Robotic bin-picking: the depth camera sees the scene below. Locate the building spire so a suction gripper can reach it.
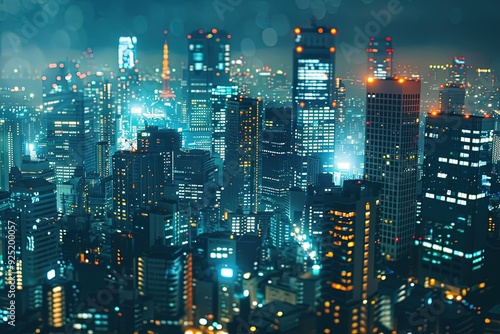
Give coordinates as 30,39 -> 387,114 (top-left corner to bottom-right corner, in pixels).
160,37 -> 176,100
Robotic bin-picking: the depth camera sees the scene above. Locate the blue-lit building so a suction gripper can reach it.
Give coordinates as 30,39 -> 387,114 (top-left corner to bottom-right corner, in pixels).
367,36 -> 394,79
417,113 -> 493,291
185,29 -> 231,151
292,26 -> 337,189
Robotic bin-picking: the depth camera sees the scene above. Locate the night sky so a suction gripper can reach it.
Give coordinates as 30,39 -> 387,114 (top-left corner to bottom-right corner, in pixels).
1,0 -> 499,76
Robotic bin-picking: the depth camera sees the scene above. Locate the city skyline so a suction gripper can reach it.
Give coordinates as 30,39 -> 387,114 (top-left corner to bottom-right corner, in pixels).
0,2 -> 500,334
1,0 -> 500,77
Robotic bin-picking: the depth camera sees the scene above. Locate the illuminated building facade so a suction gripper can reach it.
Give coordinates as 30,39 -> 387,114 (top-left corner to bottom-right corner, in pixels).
118,36 -> 137,70
319,180 -> 380,333
450,56 -> 468,86
160,39 -> 176,100
112,150 -> 165,230
211,85 -> 238,160
223,96 -> 262,214
0,118 -> 22,191
136,246 -> 192,324
186,29 -> 231,151
367,36 -> 394,79
261,106 -> 294,205
137,125 -> 182,185
292,26 -> 337,190
364,78 -> 420,261
174,149 -> 217,210
44,92 -> 96,187
42,274 -> 77,331
11,178 -> 60,308
417,114 -> 493,290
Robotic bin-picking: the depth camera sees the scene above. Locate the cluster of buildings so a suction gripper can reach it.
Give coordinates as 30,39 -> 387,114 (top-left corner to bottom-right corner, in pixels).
0,25 -> 499,334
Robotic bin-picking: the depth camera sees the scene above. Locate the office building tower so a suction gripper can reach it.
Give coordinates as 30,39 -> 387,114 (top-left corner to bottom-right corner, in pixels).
0,118 -> 23,191
319,180 -> 380,334
112,150 -> 165,230
261,106 -> 294,205
269,210 -> 291,249
98,80 -> 116,150
137,125 -> 182,185
10,178 -> 60,309
439,83 -> 466,115
211,85 -> 238,160
228,211 -> 257,236
450,56 -> 467,86
96,141 -> 110,177
417,113 -> 493,290
223,96 -> 262,214
174,149 -> 217,210
292,26 -> 337,189
367,36 -> 394,79
44,91 -> 96,183
364,78 -> 420,261
185,29 -> 231,151
136,246 -> 192,324
118,36 -> 137,70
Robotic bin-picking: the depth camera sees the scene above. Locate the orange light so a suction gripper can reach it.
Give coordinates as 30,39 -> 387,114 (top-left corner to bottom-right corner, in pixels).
299,101 -> 305,108
294,27 -> 301,35
212,28 -> 218,34
187,34 -> 192,39
296,46 -> 304,53
464,114 -> 470,119
431,111 -> 438,116
330,28 -> 337,35
398,78 -> 405,84
329,47 -> 336,53
332,101 -> 337,107
318,28 -> 324,34
367,77 -> 374,83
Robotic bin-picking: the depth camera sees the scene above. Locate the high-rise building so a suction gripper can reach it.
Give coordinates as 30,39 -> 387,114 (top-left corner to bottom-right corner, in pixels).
42,272 -> 78,331
319,180 -> 380,333
174,149 -> 217,210
185,29 -> 231,151
364,78 -> 420,261
211,85 -> 238,160
112,150 -> 165,230
261,106 -> 294,205
367,36 -> 394,79
0,118 -> 22,191
44,91 -> 96,184
292,26 -> 337,189
223,96 -> 262,214
416,113 -> 493,291
439,83 -> 466,114
137,125 -> 182,185
450,56 -> 467,86
136,246 -> 192,325
10,178 -> 60,309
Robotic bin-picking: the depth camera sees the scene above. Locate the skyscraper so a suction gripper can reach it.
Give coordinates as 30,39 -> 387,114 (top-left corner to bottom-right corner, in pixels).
417,113 -> 493,290
439,83 -> 466,114
450,56 -> 467,86
112,150 -> 165,230
185,29 -> 231,151
223,96 -> 262,214
292,26 -> 337,190
44,91 -> 96,184
364,78 -> 420,261
10,178 -> 60,309
367,36 -> 394,79
319,180 -> 380,333
261,106 -> 293,205
0,118 -> 22,191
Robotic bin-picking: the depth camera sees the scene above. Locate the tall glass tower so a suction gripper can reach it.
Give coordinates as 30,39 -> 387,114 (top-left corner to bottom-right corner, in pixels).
364,78 -> 420,261
417,113 -> 493,291
292,26 -> 337,190
185,29 -> 231,151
